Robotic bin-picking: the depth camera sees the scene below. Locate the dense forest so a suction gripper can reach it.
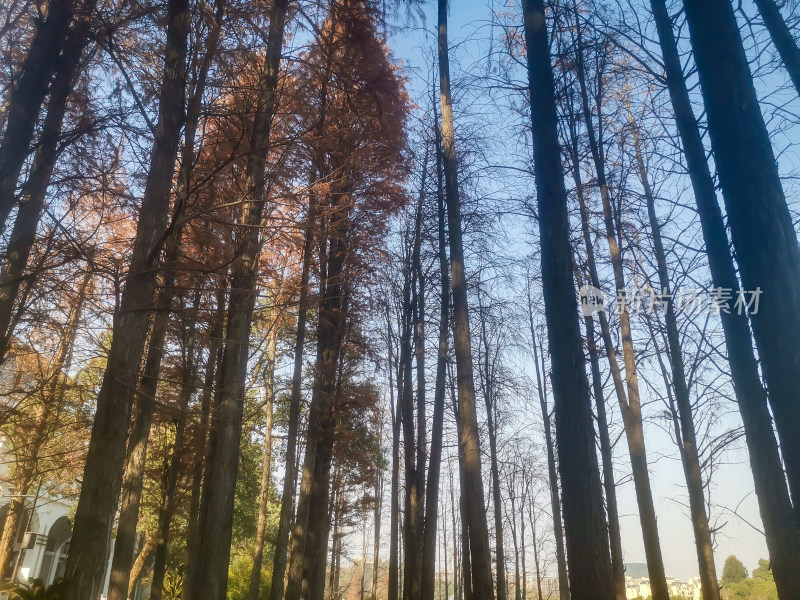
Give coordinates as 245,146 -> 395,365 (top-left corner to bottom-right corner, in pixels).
0,0 -> 799,599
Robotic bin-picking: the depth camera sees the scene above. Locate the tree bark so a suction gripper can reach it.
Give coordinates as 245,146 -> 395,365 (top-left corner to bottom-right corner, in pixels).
477,293 -> 507,600
247,309 -> 279,600
437,3 -> 494,597
420,127 -> 449,600
571,9 -> 669,598
653,0 -> 800,590
682,0 -> 800,529
0,0 -> 78,235
630,125 -> 720,600
181,286 -> 226,599
388,307 -> 401,600
521,1 -> 614,597
0,2 -> 93,362
271,173 -> 317,600
62,0 -> 189,593
188,1 -> 288,596
527,320 -> 571,600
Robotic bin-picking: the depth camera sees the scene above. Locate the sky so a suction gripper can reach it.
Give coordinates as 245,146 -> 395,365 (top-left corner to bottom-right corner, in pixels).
381,0 -> 781,582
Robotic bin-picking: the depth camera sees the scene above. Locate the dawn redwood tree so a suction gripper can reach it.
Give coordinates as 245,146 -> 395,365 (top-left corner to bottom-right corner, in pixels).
420,118 -> 450,600
521,0 -> 615,597
630,122 -> 720,600
61,0 -> 190,594
681,0 -> 800,530
436,2 -> 494,596
187,0 -> 290,596
649,0 -> 800,593
570,10 -> 668,598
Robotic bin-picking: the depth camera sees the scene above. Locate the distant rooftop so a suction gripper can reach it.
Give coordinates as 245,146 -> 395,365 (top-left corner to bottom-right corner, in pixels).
625,563 -> 650,579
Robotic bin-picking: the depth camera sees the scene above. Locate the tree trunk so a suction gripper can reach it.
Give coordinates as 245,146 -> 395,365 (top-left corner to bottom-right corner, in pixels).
527,322 -> 570,600
128,533 -> 156,599
571,8 -> 669,598
437,3 -> 493,597
631,124 -> 720,600
584,314 -> 625,600
286,191 -> 348,600
388,307 -> 401,600
248,311 -> 279,600
682,0 -> 800,528
650,0 -> 800,588
400,202 -> 421,600
754,0 -> 800,99
477,293 -> 507,600
63,0 -> 190,593
188,1 -> 288,597
182,286 -> 226,599
0,0 -> 78,235
372,467 -> 382,600
271,173 -> 317,600
420,126 -> 450,600
0,3 -> 93,362
521,1 -> 614,598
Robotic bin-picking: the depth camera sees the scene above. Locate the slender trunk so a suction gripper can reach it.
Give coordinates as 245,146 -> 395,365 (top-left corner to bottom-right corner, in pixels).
584,315 -> 625,600
527,323 -> 570,600
248,312 -> 279,600
449,466 -> 461,600
521,1 -> 614,597
0,267 -> 90,573
388,308 -> 401,600
0,3 -> 94,362
529,504 -> 542,600
571,9 -> 669,598
400,219 -> 421,600
631,125 -> 720,600
520,484 -> 526,600
682,0 -> 800,528
437,4 -> 493,596
754,0 -> 800,99
286,195 -> 347,600
451,379 -> 473,600
271,177 -> 317,600
182,287 -> 225,599
420,129 -> 449,600
62,0 -> 189,593
652,3 -> 800,595
0,0 -> 78,234
479,306 -> 507,600
372,467 -> 382,600
189,2 -> 288,597
150,346 -> 195,600
128,533 -> 156,599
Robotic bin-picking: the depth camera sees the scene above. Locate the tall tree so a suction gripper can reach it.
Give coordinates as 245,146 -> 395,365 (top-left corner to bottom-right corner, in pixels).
187,0 -> 290,596
436,3 -> 494,597
681,0 -> 800,530
62,0 -> 190,593
649,0 -> 800,594
521,0 -> 615,597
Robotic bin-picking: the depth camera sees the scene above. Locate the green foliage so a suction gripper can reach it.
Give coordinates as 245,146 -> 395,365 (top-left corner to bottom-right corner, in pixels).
721,558 -> 778,600
226,548 -> 272,600
0,579 -> 68,600
160,571 -> 183,600
722,555 -> 748,586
